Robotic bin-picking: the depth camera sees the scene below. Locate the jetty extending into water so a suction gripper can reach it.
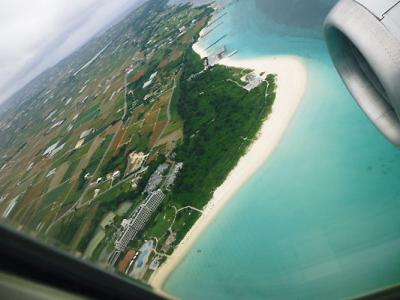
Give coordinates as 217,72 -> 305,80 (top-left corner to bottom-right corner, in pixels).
206,34 -> 228,50
227,50 -> 238,58
200,22 -> 224,38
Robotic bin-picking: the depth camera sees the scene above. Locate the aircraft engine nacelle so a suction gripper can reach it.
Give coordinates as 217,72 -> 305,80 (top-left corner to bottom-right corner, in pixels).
324,0 -> 400,147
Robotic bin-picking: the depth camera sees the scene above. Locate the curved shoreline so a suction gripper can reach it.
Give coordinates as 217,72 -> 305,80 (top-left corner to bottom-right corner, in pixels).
150,43 -> 308,292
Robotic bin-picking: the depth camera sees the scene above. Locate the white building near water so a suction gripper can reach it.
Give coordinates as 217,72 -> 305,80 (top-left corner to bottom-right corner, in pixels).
113,190 -> 165,253
243,71 -> 265,91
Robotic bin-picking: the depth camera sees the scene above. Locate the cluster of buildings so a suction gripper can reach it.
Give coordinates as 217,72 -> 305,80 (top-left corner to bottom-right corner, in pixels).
143,161 -> 184,194
244,71 -> 265,91
165,162 -> 183,190
177,25 -> 187,38
107,159 -> 184,266
108,190 -> 165,266
144,163 -> 169,194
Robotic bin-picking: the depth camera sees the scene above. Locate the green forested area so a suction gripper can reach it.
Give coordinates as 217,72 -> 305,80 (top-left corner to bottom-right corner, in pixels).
172,49 -> 276,210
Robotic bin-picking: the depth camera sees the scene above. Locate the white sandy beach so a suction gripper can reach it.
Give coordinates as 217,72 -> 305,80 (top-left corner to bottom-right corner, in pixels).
150,42 -> 308,292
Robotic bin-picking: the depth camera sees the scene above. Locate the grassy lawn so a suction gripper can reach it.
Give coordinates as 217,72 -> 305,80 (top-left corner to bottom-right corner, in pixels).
143,206 -> 175,240
116,201 -> 133,216
91,238 -> 109,262
62,159 -> 80,182
96,180 -> 134,204
84,229 -> 106,258
171,209 -> 201,244
51,141 -> 92,172
100,211 -> 116,229
41,181 -> 72,208
85,134 -> 114,175
54,181 -> 79,216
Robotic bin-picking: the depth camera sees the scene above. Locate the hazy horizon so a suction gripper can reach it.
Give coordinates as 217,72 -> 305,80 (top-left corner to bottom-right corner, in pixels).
0,0 -> 144,106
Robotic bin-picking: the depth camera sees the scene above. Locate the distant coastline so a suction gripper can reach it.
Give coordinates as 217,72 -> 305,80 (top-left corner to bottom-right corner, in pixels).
150,29 -> 308,292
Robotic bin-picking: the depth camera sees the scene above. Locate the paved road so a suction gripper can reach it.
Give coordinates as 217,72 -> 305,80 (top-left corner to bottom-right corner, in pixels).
152,74 -> 178,147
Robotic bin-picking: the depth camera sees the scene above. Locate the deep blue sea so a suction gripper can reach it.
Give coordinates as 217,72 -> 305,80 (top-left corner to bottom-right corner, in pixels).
165,0 -> 400,299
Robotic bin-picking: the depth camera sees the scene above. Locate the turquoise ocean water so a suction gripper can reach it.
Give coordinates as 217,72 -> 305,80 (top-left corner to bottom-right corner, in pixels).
165,0 -> 400,299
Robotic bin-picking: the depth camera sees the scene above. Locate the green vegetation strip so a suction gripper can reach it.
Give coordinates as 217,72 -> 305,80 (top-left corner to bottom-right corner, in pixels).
172,49 -> 275,210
